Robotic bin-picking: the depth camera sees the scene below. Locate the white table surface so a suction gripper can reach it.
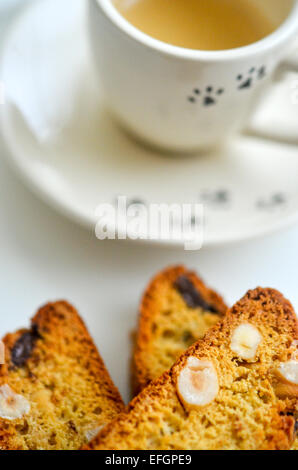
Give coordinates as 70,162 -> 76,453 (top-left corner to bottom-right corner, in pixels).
1,0 -> 298,404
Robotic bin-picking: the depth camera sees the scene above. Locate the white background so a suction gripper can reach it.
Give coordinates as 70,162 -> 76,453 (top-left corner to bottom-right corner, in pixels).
1,0 -> 298,403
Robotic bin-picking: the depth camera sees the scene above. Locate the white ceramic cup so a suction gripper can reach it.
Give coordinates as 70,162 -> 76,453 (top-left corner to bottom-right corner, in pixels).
89,0 -> 298,152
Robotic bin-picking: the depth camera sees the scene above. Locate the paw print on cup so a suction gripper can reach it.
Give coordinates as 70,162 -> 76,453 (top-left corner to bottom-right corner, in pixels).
188,86 -> 225,106
237,66 -> 266,90
187,66 -> 267,108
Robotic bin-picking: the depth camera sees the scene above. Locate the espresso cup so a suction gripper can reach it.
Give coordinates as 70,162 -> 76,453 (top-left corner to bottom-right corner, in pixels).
89,0 -> 298,152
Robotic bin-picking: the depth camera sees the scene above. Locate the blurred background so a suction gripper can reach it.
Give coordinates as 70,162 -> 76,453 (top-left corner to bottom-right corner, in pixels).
0,0 -> 298,403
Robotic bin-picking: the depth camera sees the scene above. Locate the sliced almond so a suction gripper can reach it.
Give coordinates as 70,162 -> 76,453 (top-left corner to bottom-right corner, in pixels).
177,356 -> 219,408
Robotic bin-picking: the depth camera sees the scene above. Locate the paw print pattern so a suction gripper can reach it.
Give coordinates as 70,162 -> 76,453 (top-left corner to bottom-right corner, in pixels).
188,86 -> 224,106
256,192 -> 286,210
199,189 -> 231,208
237,66 -> 266,90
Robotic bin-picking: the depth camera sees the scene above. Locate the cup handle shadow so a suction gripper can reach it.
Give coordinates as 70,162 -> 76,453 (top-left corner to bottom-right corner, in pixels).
243,47 -> 298,146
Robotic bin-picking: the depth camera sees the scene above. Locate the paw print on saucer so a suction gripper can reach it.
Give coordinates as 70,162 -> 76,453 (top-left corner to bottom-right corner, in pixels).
256,192 -> 286,211
199,189 -> 231,209
188,86 -> 224,107
237,66 -> 266,90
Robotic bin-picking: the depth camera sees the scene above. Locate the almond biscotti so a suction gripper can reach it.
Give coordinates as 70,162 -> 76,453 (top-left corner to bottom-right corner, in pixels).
133,266 -> 227,394
87,288 -> 297,450
0,301 -> 124,450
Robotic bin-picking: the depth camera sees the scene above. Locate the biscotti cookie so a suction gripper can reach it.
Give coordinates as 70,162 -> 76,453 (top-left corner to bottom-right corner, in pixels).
0,301 -> 124,450
87,288 -> 297,450
133,266 -> 227,394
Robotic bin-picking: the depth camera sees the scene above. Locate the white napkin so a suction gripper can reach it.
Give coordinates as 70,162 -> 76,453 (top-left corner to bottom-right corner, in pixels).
3,0 -> 88,142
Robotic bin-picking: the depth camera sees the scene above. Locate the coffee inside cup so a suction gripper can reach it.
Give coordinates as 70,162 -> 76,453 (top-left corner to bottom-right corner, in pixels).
113,0 -> 277,51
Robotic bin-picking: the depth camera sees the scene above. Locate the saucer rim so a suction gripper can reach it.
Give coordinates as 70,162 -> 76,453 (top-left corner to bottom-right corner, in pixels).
1,0 -> 298,249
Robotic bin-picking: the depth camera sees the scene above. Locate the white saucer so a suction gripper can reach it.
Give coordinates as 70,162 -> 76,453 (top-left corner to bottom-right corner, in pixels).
1,0 -> 298,248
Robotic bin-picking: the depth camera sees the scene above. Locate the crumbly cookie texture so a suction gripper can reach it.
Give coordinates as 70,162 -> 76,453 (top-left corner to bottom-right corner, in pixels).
132,266 -> 227,394
0,301 -> 124,450
86,288 -> 297,450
